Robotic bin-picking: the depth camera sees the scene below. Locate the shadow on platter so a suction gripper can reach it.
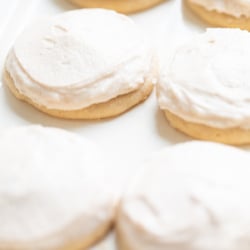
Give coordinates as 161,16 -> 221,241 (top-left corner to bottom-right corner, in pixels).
155,107 -> 189,144
53,0 -> 76,11
181,0 -> 208,30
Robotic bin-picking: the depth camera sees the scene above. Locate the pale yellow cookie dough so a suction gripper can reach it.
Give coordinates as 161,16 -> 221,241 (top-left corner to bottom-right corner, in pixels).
0,222 -> 110,250
165,110 -> 250,145
185,0 -> 250,30
68,0 -> 166,14
4,70 -> 154,120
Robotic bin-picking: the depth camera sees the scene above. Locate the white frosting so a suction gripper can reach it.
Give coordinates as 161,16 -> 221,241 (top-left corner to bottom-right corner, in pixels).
118,141 -> 250,250
5,9 -> 154,110
157,28 -> 250,129
189,0 -> 250,18
0,125 -> 117,248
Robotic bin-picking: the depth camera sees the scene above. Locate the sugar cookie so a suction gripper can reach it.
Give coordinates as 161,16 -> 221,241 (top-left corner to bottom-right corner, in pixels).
5,9 -> 157,119
186,0 -> 250,30
157,28 -> 250,145
68,0 -> 166,14
117,141 -> 250,250
0,125 -> 117,249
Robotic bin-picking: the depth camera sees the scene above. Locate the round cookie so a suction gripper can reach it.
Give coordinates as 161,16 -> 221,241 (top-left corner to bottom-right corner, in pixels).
0,125 -> 117,249
117,141 -> 250,250
4,9 -> 157,120
185,0 -> 250,30
68,0 -> 166,14
157,28 -> 250,145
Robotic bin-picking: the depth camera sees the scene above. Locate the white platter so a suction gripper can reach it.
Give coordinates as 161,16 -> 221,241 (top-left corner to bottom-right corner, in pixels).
0,0 -> 210,249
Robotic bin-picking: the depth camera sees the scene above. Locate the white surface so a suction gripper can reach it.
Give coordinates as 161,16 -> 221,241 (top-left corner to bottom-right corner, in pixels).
0,0 -> 230,249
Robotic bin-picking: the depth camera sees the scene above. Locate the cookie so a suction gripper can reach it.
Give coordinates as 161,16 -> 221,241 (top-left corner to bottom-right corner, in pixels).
5,9 -> 157,119
157,28 -> 250,145
117,141 -> 250,250
68,0 -> 166,14
186,0 -> 250,30
0,125 -> 117,249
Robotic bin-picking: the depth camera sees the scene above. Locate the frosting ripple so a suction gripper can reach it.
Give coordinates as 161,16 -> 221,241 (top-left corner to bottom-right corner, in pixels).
6,9 -> 154,110
158,28 -> 250,129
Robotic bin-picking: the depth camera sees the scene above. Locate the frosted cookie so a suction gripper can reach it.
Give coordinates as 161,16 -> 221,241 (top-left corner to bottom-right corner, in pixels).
0,125 -> 117,249
117,141 -> 250,250
68,0 -> 166,14
4,9 -> 156,119
157,28 -> 250,145
186,0 -> 250,30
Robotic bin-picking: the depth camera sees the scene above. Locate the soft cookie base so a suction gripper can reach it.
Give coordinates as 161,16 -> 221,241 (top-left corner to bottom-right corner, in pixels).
0,220 -> 111,250
68,0 -> 166,14
4,70 -> 153,120
186,0 -> 250,31
165,110 -> 250,145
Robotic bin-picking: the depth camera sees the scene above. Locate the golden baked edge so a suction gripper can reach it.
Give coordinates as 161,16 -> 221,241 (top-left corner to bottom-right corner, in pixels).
4,70 -> 154,120
165,110 -> 250,145
69,0 -> 166,14
185,0 -> 250,31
